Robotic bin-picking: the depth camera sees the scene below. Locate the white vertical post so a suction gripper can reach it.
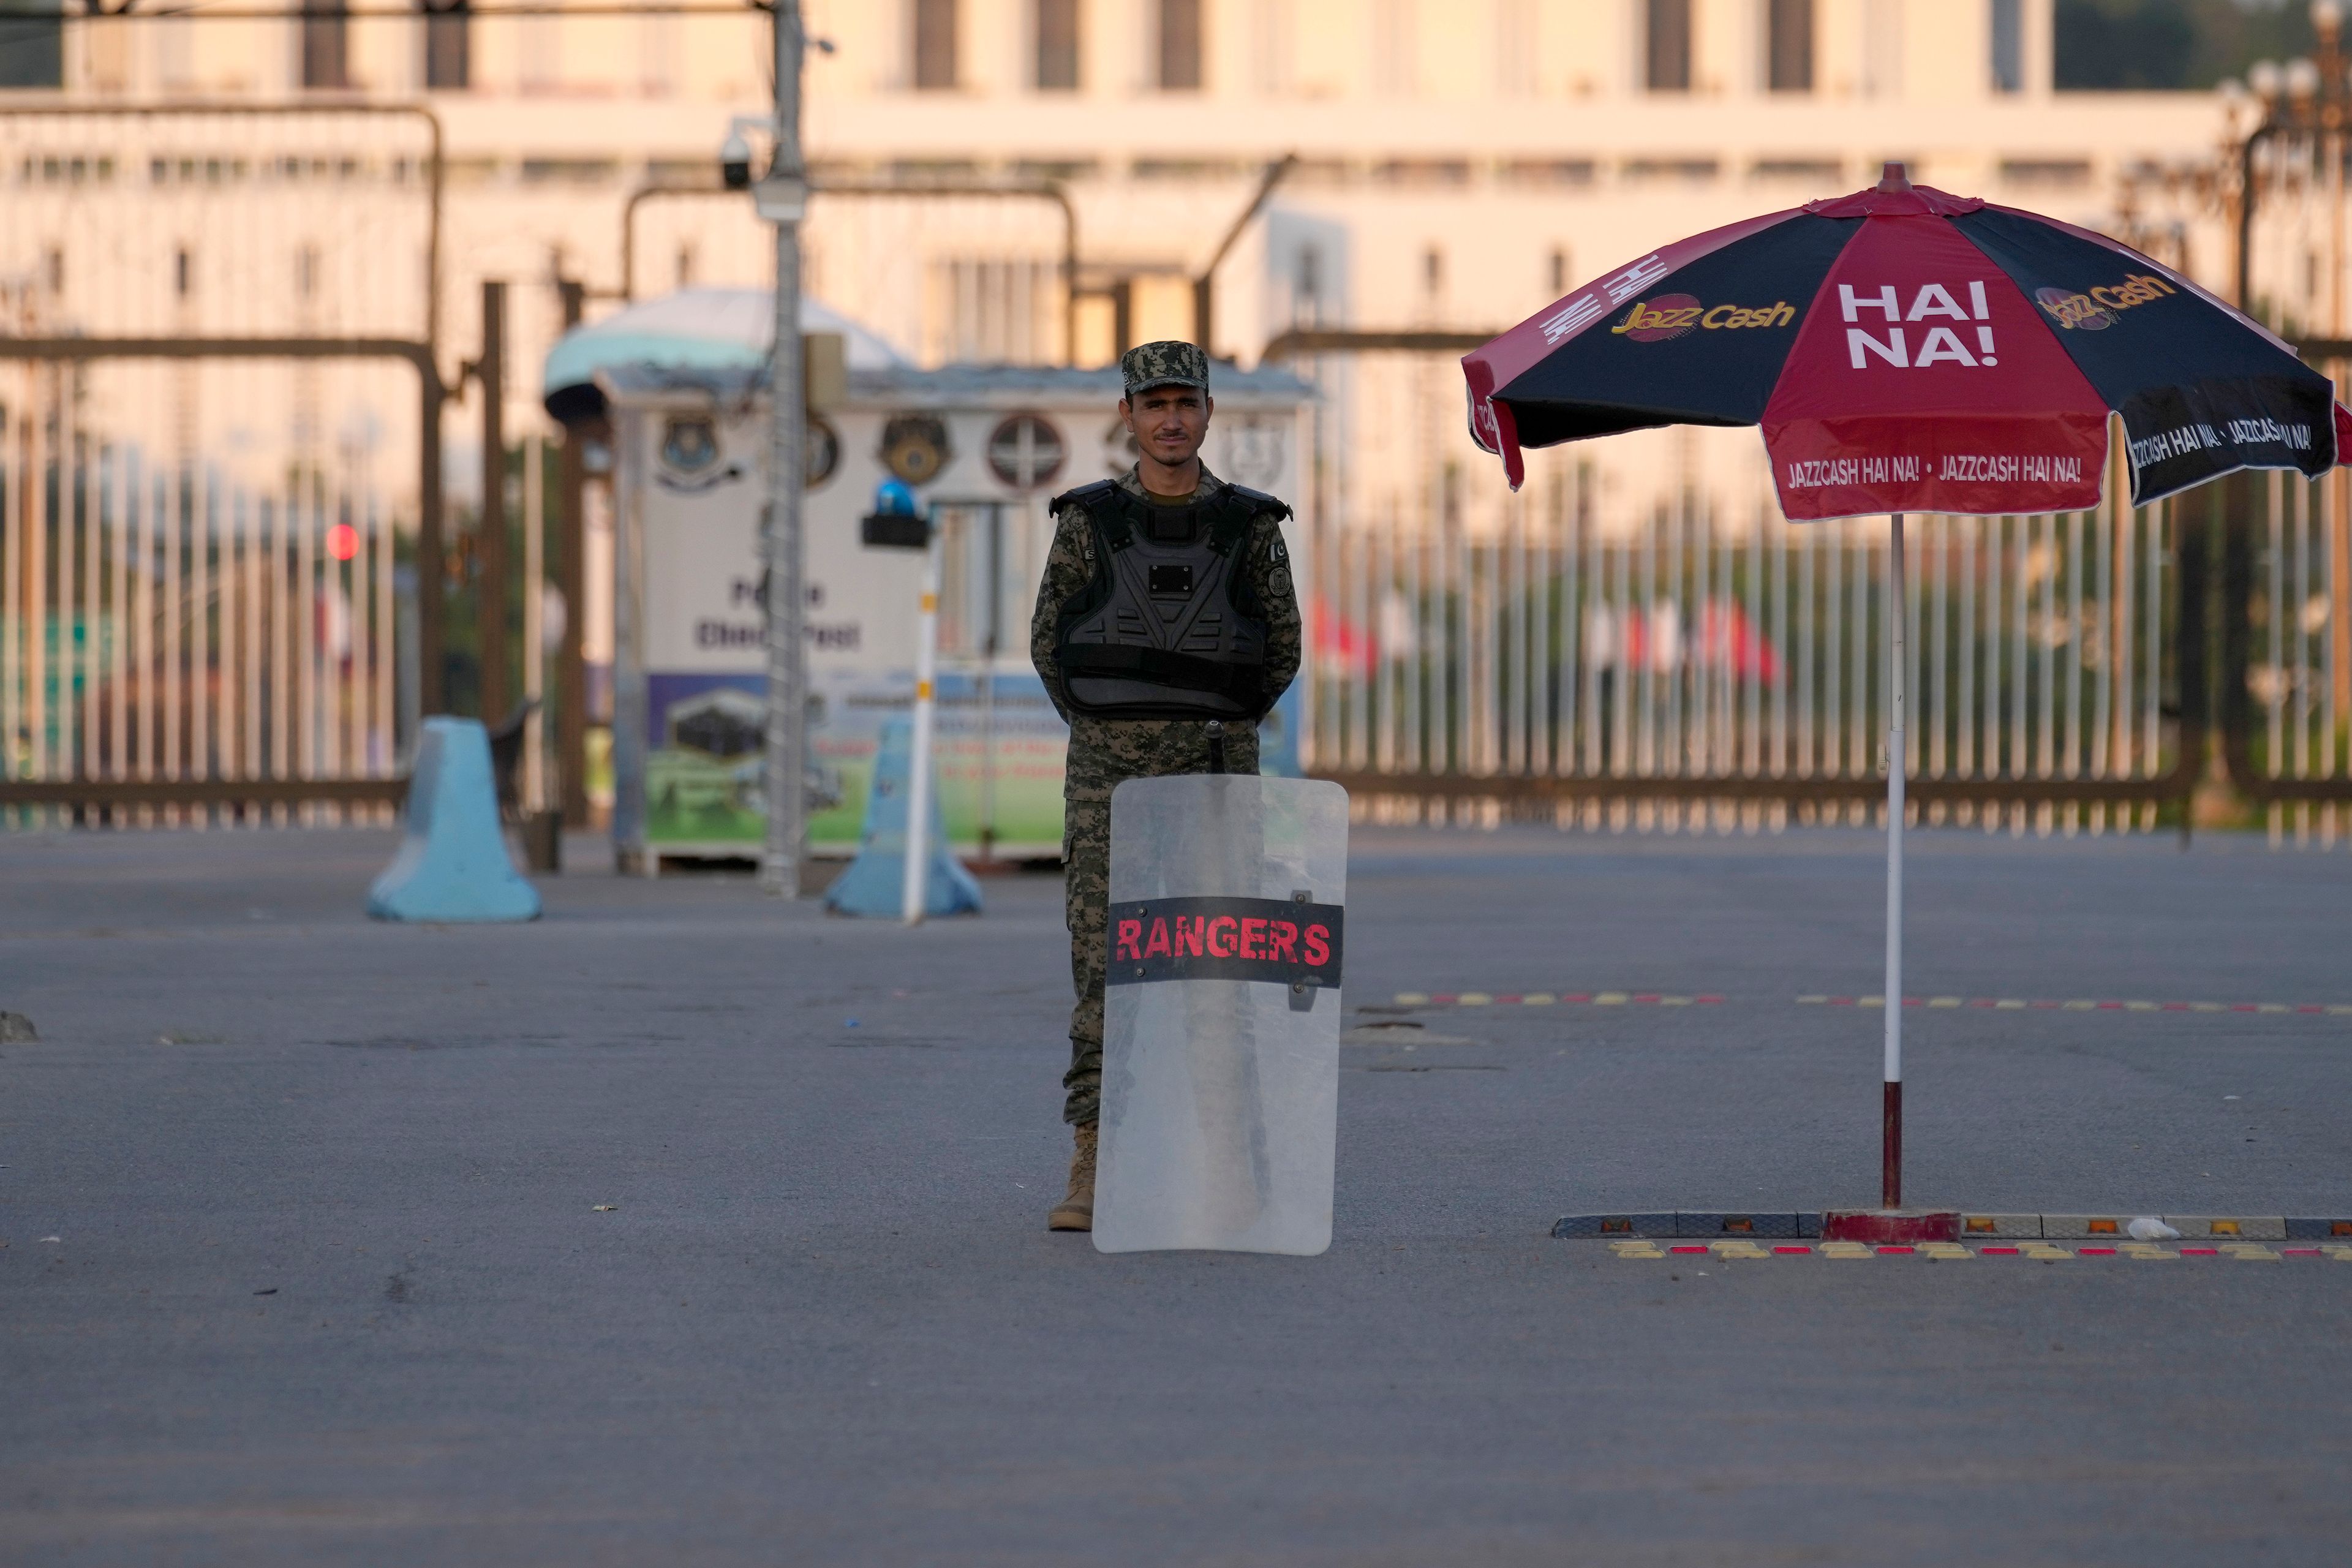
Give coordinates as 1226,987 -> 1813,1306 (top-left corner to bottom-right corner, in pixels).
523,431 -> 545,813
902,519 -> 942,925
1883,511 -> 1907,1208
978,503 -> 1000,862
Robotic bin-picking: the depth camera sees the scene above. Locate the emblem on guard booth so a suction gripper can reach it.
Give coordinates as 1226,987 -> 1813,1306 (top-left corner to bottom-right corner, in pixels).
986,412 -> 1066,489
660,415 -> 718,472
805,416 -> 840,489
880,413 -> 952,486
1219,415 -> 1287,490
655,415 -> 742,495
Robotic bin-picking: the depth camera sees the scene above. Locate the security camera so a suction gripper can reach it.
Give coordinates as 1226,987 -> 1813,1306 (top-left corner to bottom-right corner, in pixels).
720,131 -> 752,191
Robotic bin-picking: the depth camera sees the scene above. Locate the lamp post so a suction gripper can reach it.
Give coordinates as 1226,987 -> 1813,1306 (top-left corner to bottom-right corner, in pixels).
2231,12 -> 2350,314
2230,4 -> 2352,781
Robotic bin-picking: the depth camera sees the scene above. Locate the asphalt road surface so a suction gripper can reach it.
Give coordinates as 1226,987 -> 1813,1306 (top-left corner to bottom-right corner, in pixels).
4,824 -> 2348,1566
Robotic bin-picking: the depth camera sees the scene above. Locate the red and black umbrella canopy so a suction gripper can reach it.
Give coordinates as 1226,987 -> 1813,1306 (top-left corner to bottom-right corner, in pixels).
1463,164 -> 2350,520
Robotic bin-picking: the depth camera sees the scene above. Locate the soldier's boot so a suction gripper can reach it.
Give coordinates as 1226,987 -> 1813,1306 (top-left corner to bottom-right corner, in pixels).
1047,1122 -> 1098,1232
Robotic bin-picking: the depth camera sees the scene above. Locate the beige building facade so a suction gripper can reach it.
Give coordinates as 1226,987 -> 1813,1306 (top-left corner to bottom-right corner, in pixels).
21,1 -> 2241,384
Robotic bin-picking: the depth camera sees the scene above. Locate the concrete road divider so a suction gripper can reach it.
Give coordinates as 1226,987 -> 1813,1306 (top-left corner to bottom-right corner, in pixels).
824,718 -> 982,920
366,717 -> 542,924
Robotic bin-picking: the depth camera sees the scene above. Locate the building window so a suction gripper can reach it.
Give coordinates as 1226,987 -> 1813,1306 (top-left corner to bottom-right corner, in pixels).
1990,0 -> 2022,94
1293,246 -> 1322,326
1495,0 -> 1537,96
1766,0 -> 1812,92
913,0 -> 957,91
925,257 -> 1060,364
639,5 -> 680,96
301,0 -> 349,89
518,10 -> 559,92
1547,246 -> 1569,298
1372,0 -> 1415,96
1998,157 -> 2089,187
1252,0 -> 1294,94
421,0 -> 469,90
1159,0 -> 1203,91
1862,0 -> 1901,98
1645,0 -> 1690,92
0,0 -> 63,89
1035,0 -> 1078,90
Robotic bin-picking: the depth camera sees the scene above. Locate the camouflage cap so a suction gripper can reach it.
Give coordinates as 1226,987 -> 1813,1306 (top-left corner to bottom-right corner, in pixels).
1121,340 -> 1210,396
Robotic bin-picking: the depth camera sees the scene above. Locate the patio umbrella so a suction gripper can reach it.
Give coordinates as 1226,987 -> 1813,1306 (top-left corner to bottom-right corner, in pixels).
1461,162 -> 2350,1210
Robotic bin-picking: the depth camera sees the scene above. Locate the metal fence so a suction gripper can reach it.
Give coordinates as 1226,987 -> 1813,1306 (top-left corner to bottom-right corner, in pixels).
1,364 -> 408,824
1302,466 -> 2196,835
2243,463 -> 2352,844
0,104 -> 437,823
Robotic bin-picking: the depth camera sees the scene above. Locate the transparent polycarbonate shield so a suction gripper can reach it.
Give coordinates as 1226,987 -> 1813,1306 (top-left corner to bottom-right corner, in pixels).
1093,775 -> 1349,1256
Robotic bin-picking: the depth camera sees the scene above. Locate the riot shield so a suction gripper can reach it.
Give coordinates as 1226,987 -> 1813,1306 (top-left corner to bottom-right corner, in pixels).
1093,774 -> 1349,1256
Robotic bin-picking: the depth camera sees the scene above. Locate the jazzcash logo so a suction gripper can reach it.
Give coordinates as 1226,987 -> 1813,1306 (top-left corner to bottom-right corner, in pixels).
1841,282 -> 2000,369
1611,294 -> 1795,343
2034,271 -> 2177,331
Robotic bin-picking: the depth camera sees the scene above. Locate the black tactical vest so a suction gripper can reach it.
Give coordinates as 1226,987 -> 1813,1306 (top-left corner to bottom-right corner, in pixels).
1050,478 -> 1291,720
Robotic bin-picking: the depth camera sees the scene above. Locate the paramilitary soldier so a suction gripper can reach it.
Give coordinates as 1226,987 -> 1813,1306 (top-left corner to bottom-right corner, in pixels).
1030,341 -> 1302,1232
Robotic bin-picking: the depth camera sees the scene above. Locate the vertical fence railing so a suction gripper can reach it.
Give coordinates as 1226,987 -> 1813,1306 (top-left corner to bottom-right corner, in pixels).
2252,464 -> 2350,845
0,104 -> 443,824
1,371 -> 404,827
1305,455 -> 2192,835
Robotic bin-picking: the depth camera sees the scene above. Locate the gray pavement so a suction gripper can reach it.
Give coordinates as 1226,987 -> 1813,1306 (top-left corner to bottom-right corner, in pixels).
3,822 -> 2349,1566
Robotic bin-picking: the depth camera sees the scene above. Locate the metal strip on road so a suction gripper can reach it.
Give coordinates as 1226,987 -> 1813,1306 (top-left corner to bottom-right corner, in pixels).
1391,990 -> 2352,1016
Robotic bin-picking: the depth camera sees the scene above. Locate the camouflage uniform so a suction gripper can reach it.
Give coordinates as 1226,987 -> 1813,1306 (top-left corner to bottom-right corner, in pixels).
1031,459 -> 1303,1127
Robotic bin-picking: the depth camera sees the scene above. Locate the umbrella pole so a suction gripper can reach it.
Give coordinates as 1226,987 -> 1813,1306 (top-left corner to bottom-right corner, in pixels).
1882,512 -> 1906,1209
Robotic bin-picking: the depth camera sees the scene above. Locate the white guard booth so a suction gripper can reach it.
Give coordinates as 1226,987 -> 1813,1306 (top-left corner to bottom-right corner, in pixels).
1093,774 -> 1349,1257
592,351 -> 1315,872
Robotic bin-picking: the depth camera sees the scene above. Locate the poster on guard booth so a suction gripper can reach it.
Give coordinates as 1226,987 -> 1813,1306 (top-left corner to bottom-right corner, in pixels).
633,405 -> 1068,859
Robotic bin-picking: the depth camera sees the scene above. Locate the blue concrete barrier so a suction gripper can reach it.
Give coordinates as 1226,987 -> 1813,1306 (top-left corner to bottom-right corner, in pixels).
367,717 -> 542,922
825,717 -> 982,919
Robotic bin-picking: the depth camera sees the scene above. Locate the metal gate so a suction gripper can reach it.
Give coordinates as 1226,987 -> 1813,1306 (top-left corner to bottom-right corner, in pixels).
1,345 -> 429,822
1306,470 -> 2192,834
0,104 -> 440,823
2229,456 -> 2352,845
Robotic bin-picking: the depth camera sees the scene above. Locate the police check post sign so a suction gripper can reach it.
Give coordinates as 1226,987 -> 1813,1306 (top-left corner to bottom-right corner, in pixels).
1107,897 -> 1344,989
